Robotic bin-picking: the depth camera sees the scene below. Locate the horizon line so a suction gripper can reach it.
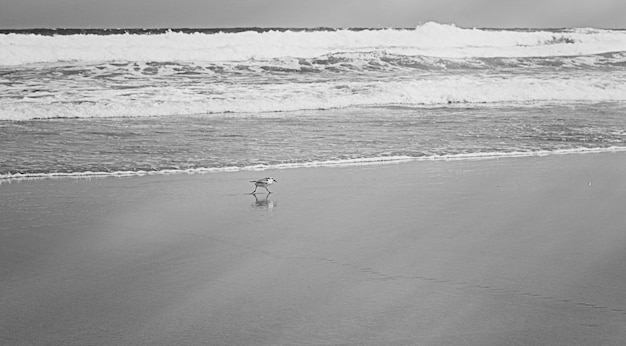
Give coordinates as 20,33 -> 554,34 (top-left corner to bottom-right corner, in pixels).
2,24 -> 624,32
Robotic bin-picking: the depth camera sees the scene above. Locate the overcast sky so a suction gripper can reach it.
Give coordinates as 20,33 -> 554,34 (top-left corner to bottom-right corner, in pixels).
1,0 -> 625,29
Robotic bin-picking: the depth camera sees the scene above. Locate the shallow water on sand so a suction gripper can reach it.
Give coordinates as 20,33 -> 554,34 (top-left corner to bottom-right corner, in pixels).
2,103 -> 626,179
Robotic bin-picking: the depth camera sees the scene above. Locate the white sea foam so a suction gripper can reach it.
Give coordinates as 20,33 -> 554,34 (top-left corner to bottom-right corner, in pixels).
3,147 -> 626,183
2,23 -> 626,66
1,73 -> 624,121
2,22 -> 626,121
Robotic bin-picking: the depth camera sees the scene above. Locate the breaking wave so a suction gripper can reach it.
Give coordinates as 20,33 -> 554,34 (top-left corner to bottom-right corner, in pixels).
1,22 -> 625,121
2,22 -> 626,66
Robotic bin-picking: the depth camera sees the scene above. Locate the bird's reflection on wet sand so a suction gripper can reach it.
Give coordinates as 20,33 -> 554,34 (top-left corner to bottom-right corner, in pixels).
250,193 -> 277,211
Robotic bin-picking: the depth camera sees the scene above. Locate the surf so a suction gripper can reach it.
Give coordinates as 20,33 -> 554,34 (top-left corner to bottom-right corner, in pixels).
2,22 -> 626,66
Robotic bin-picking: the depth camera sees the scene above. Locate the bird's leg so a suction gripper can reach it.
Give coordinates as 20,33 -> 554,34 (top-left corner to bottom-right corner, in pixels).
265,187 -> 272,194
251,186 -> 258,194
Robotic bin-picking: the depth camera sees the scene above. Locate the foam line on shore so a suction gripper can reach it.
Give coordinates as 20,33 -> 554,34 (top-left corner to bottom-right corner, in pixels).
3,146 -> 626,184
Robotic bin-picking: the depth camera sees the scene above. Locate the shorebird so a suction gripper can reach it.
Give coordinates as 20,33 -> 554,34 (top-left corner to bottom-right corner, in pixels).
250,177 -> 278,194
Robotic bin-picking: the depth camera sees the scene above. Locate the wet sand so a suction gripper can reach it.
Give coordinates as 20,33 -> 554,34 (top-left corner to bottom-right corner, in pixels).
1,153 -> 626,345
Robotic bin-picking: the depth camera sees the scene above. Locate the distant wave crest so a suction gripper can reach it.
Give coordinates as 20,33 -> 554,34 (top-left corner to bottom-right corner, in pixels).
2,22 -> 626,66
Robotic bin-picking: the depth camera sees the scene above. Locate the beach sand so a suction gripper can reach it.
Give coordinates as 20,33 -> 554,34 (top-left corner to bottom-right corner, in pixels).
1,153 -> 626,345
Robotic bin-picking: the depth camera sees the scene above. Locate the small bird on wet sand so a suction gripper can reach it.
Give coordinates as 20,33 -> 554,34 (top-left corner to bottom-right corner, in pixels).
250,177 -> 278,194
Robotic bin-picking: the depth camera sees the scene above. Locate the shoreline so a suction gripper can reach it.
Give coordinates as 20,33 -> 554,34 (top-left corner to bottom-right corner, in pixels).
3,145 -> 626,183
2,152 -> 626,345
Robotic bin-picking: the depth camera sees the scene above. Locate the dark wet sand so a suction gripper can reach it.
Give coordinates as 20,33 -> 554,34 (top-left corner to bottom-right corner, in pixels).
1,153 -> 626,345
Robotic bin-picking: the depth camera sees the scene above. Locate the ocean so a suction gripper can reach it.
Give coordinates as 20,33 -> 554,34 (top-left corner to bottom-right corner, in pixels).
1,22 -> 626,181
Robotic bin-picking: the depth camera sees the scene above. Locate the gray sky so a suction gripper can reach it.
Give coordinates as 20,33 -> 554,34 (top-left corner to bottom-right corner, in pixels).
1,0 -> 625,29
